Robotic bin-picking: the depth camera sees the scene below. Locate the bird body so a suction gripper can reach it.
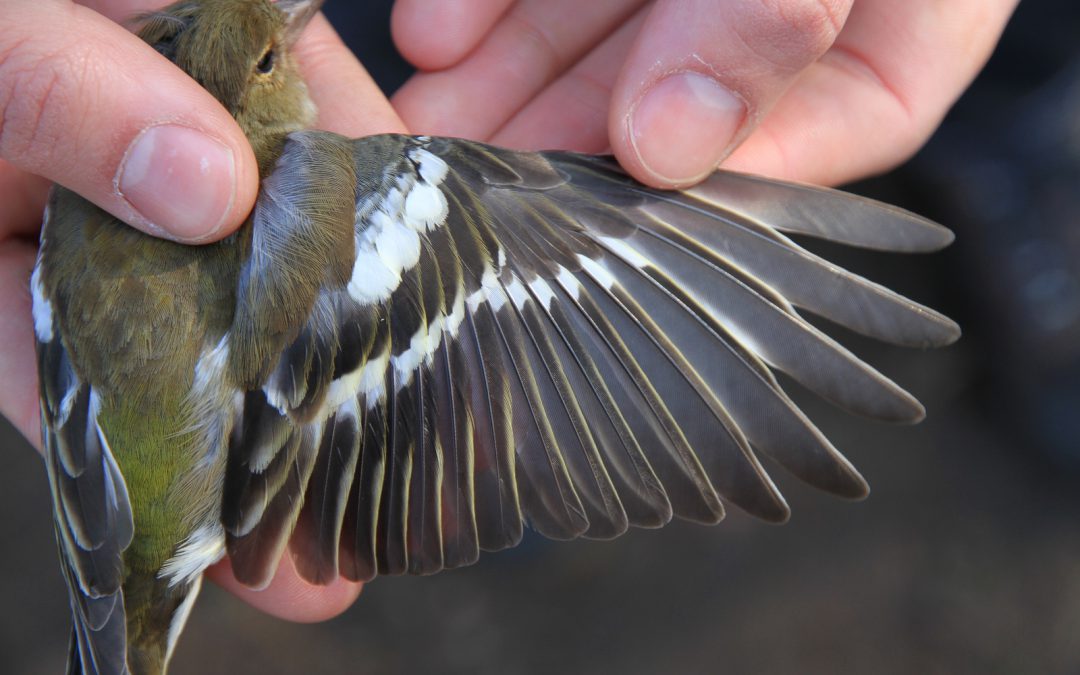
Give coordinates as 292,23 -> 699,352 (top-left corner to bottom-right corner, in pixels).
33,0 -> 960,673
38,183 -> 235,671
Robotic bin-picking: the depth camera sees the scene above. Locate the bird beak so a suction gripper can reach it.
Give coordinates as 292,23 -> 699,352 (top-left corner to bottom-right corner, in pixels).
277,0 -> 324,45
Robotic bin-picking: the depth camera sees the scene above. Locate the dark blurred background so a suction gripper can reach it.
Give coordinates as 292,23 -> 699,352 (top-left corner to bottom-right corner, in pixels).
6,1 -> 1080,673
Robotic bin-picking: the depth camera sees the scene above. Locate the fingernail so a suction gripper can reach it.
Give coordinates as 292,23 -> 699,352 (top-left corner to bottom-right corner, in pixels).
116,124 -> 236,242
627,72 -> 744,186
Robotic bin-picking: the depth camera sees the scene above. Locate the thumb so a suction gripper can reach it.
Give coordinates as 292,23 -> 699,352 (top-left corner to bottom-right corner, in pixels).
609,0 -> 850,189
0,2 -> 258,243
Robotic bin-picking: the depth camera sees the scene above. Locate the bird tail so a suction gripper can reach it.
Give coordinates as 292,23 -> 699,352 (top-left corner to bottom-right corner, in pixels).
64,572 -> 203,675
66,627 -> 83,675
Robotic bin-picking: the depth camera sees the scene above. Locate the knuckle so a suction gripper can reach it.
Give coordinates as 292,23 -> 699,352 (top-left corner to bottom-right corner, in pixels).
503,11 -> 563,81
560,68 -> 613,119
737,0 -> 846,71
0,41 -> 82,170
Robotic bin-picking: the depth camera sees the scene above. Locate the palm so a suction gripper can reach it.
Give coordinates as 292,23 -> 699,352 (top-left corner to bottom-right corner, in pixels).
390,0 -> 1018,186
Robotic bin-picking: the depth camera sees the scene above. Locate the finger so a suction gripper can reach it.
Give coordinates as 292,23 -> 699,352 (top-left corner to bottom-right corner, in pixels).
0,238 -> 41,448
491,7 -> 647,153
725,0 -> 1021,185
206,554 -> 364,623
293,14 -> 408,137
0,160 -> 51,238
79,0 -> 165,20
393,0 -> 644,139
0,2 -> 260,243
391,0 -> 515,70
86,5 -> 407,156
609,0 -> 852,188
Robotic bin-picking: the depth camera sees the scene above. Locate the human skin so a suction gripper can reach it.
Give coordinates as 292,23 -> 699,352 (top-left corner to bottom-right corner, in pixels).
0,0 -> 1018,622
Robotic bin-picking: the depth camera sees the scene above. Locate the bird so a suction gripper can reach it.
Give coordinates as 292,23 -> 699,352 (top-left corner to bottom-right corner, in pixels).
30,0 -> 960,673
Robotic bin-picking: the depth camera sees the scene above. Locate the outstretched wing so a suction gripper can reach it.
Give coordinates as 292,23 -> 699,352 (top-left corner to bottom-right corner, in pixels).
33,260 -> 134,675
221,132 -> 959,588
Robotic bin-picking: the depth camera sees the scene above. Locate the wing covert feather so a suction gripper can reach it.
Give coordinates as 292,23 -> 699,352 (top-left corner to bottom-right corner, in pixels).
36,297 -> 133,674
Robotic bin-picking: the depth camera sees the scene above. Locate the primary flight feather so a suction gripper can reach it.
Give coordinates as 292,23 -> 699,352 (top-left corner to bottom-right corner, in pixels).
31,0 -> 959,672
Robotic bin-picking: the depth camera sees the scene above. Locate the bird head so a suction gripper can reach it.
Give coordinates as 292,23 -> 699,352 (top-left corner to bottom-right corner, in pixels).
137,0 -> 323,169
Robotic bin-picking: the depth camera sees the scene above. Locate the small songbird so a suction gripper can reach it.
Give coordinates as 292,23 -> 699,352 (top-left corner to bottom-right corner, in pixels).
31,0 -> 960,673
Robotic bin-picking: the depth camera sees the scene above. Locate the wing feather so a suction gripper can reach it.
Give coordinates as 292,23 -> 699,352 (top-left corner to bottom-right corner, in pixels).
37,318 -> 132,674
291,398 -> 362,584
220,133 -> 958,587
405,362 -> 445,575
454,308 -> 524,552
481,287 -> 590,540
375,364 -> 412,576
338,386 -> 388,583
227,425 -> 319,588
430,339 -> 481,568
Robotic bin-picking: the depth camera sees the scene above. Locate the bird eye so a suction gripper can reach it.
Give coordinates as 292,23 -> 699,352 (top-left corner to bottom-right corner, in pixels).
256,48 -> 276,74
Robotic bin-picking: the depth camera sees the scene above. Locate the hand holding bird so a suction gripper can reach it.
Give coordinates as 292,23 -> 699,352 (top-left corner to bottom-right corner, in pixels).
25,1 -> 970,673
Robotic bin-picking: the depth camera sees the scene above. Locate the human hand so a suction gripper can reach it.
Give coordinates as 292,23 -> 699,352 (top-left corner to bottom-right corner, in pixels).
1,0 -> 1019,631
0,0 -> 409,624
391,0 -> 1019,189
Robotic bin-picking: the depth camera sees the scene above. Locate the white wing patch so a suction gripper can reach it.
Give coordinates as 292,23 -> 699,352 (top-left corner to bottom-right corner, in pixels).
600,235 -> 651,269
165,575 -> 203,664
159,522 -> 226,588
31,263 -> 54,342
555,265 -> 581,301
404,182 -> 449,232
349,245 -> 403,305
504,276 -> 529,310
359,348 -> 391,407
373,206 -> 423,274
392,324 -> 430,390
335,143 -> 517,410
410,147 -> 449,184
577,254 -> 617,290
325,362 -> 366,411
467,266 -> 504,313
348,186 -> 423,305
528,277 -> 556,310
347,143 -> 451,307
444,290 -> 467,338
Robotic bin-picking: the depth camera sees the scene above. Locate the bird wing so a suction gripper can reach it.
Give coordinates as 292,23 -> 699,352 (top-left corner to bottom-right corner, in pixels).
220,132 -> 959,588
34,261 -> 134,675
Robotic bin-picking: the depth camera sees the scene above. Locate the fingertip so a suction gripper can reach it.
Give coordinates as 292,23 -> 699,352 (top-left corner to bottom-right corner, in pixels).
0,3 -> 258,244
613,71 -> 745,189
207,555 -> 364,624
115,123 -> 258,243
606,0 -> 853,189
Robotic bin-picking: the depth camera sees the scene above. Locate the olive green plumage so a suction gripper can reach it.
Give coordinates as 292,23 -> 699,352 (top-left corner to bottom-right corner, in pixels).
38,2 -> 330,673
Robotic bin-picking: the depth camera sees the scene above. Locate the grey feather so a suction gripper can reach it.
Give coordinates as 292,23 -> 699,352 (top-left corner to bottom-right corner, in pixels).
38,336 -> 132,674
215,133 -> 958,587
